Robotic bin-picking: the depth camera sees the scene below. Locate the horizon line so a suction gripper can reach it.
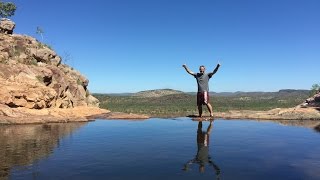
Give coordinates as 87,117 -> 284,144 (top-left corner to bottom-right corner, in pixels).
92,88 -> 310,94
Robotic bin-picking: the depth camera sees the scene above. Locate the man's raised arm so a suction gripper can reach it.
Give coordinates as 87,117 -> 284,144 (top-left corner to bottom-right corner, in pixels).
182,64 -> 195,76
209,63 -> 221,77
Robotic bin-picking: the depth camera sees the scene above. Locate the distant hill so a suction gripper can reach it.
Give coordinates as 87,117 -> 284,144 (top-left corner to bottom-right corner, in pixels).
186,89 -> 310,97
96,89 -> 310,98
95,89 -> 311,117
94,93 -> 135,97
133,89 -> 185,98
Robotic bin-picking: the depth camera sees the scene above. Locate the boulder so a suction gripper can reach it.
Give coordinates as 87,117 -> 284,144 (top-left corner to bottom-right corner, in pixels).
304,91 -> 320,107
86,95 -> 100,107
0,18 -> 15,34
31,48 -> 59,65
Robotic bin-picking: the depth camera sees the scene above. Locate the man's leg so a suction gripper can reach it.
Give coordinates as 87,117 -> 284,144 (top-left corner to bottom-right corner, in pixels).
198,105 -> 203,117
206,103 -> 213,117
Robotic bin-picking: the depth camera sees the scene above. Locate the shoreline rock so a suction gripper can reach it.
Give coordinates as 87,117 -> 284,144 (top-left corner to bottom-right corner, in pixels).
0,107 -> 151,125
1,106 -> 319,125
0,106 -> 108,125
214,107 -> 320,120
88,112 -> 149,120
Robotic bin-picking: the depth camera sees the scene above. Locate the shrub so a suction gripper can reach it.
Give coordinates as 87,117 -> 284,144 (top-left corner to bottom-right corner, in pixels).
0,1 -> 16,18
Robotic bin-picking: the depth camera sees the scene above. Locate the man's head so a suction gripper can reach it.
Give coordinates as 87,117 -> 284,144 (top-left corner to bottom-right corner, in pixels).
199,65 -> 205,73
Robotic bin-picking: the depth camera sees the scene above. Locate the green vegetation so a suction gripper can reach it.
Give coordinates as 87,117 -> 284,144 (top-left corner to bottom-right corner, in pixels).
61,51 -> 72,64
37,42 -> 53,50
30,58 -> 38,66
95,90 -> 309,118
35,75 -> 44,83
310,83 -> 320,97
36,27 -> 54,50
0,1 -> 16,18
36,26 -> 44,41
77,79 -> 82,85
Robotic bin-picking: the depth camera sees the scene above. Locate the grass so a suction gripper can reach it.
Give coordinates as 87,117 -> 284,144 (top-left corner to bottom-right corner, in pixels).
95,92 -> 309,118
37,42 -> 53,50
35,75 -> 44,83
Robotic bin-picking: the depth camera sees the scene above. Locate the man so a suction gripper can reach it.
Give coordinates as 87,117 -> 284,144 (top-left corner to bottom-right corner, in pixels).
182,63 -> 221,117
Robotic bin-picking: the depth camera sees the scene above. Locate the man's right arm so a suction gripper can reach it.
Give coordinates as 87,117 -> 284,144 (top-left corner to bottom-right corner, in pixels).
182,64 -> 195,76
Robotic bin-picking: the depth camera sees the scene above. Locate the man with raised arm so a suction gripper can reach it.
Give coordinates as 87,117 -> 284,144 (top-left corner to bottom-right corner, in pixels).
182,63 -> 221,117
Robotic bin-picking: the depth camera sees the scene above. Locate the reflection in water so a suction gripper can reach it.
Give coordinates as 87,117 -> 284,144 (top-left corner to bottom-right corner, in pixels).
0,122 -> 87,180
183,120 -> 220,178
315,124 -> 320,133
256,119 -> 320,129
256,119 -> 320,133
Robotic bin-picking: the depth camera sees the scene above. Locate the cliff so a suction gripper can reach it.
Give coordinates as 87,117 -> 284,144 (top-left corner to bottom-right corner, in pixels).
0,18 -> 109,123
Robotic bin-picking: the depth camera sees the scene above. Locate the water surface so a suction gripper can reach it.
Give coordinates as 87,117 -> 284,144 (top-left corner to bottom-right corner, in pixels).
1,118 -> 320,180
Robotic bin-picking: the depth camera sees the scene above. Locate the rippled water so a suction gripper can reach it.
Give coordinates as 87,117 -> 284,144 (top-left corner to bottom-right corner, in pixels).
1,118 -> 320,180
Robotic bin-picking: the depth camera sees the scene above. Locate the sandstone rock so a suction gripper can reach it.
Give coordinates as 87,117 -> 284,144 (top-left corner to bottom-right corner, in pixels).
31,48 -> 57,64
0,18 -> 15,34
52,55 -> 61,66
303,91 -> 320,107
86,95 -> 100,107
0,107 -> 110,124
214,107 -> 320,120
90,112 -> 149,120
0,104 -> 20,117
314,94 -> 320,102
0,20 -> 102,123
0,49 -> 97,110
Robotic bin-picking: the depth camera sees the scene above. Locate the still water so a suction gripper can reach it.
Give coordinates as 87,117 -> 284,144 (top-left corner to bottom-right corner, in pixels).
1,118 -> 320,180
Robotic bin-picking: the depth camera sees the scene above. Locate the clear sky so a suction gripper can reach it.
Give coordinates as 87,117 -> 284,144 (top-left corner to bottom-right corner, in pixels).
9,0 -> 320,93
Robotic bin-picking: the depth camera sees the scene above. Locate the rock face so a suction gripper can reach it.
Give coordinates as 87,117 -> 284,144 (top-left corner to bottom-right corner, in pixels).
0,19 -> 100,118
304,91 -> 320,107
0,18 -> 15,34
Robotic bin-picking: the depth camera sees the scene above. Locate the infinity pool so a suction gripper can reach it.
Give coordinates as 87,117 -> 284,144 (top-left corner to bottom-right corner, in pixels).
1,118 -> 320,180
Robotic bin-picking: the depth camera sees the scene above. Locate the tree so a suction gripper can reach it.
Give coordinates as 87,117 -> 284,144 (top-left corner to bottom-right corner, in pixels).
36,26 -> 44,41
62,51 -> 73,64
0,1 -> 16,18
310,83 -> 320,97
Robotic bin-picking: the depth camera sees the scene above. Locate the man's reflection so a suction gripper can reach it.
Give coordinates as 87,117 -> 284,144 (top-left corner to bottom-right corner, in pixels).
183,120 -> 220,177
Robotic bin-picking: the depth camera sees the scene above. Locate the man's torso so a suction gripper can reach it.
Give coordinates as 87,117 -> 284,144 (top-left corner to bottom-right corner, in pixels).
194,73 -> 211,92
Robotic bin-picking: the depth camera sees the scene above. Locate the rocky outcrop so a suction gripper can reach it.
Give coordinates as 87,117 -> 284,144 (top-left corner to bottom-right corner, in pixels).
303,91 -> 320,108
0,19 -> 103,123
0,22 -> 99,110
0,18 -> 15,34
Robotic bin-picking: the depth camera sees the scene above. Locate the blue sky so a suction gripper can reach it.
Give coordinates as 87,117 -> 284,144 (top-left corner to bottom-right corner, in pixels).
9,0 -> 320,93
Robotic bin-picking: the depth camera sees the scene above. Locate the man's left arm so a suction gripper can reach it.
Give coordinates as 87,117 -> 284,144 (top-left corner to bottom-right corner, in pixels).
208,64 -> 221,77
